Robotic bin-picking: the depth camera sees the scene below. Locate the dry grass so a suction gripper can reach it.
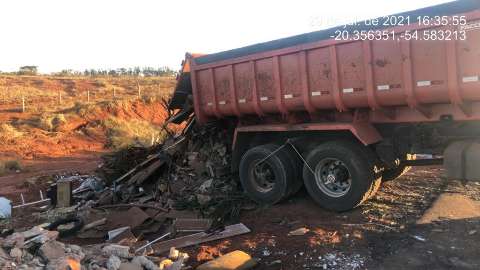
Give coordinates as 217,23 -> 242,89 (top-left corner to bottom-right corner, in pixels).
0,123 -> 23,141
101,116 -> 166,150
0,75 -> 175,112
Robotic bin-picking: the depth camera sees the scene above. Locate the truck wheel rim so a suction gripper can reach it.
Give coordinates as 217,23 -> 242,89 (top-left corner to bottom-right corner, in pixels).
314,158 -> 351,198
250,161 -> 275,193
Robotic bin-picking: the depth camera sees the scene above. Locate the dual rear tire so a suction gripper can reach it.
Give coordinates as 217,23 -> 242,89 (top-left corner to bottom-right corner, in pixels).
239,141 -> 382,212
239,144 -> 302,205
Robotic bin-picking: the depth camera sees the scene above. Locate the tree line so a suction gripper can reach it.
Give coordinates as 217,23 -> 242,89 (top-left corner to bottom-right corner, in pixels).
0,66 -> 177,77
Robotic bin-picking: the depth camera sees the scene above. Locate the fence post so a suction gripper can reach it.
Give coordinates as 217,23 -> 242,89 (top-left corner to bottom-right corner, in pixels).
59,92 -> 62,105
22,95 -> 25,113
136,80 -> 141,99
2,86 -> 6,104
113,87 -> 116,99
87,90 -> 90,103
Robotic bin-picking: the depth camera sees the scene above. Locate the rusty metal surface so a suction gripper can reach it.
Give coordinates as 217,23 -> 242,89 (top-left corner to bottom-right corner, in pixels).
183,5 -> 480,126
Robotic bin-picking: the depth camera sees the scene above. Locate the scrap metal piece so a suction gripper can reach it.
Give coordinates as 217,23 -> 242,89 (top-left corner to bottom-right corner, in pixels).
135,232 -> 171,253
106,207 -> 150,230
152,223 -> 250,253
108,227 -> 131,240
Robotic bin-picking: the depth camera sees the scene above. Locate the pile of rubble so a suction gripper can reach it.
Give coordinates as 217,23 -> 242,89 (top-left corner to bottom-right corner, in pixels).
0,225 -> 84,269
1,120 -> 256,269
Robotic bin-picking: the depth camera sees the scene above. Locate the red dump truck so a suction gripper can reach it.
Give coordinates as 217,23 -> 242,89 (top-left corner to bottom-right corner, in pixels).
169,0 -> 480,211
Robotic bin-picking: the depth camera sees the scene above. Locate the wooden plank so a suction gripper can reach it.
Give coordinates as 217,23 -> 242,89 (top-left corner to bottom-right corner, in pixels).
127,158 -> 166,185
153,223 -> 250,253
174,218 -> 212,232
56,180 -> 72,208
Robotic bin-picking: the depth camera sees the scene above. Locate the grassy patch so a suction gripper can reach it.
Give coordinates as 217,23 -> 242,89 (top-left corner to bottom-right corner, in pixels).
0,123 -> 23,141
36,113 -> 68,131
101,116 -> 166,150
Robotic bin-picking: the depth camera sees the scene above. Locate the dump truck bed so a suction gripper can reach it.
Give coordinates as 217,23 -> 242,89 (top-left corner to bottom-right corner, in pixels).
172,0 -> 480,125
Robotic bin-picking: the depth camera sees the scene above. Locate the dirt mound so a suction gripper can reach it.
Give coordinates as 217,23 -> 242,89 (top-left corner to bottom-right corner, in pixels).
0,98 -> 179,163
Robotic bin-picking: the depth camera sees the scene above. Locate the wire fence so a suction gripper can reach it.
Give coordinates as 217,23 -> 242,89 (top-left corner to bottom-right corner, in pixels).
0,86 -> 172,113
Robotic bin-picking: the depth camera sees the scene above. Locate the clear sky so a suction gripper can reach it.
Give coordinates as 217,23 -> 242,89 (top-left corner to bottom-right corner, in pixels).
0,0 -> 451,73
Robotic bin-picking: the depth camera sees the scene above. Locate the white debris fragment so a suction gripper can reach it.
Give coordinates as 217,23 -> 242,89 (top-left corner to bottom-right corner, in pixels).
412,235 -> 426,242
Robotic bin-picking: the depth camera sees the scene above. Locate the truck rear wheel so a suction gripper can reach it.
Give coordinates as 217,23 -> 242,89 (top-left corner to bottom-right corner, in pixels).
239,144 -> 293,205
302,141 -> 382,212
382,154 -> 416,182
272,145 -> 303,197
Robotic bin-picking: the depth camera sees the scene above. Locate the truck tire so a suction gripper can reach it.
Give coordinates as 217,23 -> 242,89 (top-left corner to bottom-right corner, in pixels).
239,144 -> 294,204
382,154 -> 416,182
302,141 -> 382,212
262,144 -> 303,197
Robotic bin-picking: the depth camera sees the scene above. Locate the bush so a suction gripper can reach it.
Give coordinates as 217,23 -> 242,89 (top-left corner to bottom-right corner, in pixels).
0,159 -> 22,175
102,117 -> 166,150
36,113 -> 67,131
73,101 -> 103,117
4,160 -> 22,171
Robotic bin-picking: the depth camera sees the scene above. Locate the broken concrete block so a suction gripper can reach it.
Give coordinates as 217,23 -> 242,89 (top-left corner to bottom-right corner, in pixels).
21,226 -> 45,239
66,244 -> 85,260
9,247 -> 22,262
26,231 -> 59,247
196,250 -> 257,270
119,262 -> 143,270
102,244 -> 131,259
2,233 -> 25,248
131,256 -> 159,270
106,255 -> 122,270
39,241 -> 66,262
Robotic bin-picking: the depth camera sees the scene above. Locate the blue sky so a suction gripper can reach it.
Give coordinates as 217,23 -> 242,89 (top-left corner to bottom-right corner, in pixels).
0,0 -> 451,73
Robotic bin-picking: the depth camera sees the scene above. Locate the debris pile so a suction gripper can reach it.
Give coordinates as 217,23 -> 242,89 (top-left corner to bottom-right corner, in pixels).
0,225 -> 84,269
95,120 -> 248,223
1,120 -> 255,269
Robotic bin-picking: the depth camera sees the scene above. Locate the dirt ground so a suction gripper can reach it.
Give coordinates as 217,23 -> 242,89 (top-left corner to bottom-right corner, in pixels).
184,166 -> 480,270
4,164 -> 480,269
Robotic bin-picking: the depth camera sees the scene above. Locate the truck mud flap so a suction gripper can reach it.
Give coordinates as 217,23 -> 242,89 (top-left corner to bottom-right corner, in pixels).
444,141 -> 480,181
